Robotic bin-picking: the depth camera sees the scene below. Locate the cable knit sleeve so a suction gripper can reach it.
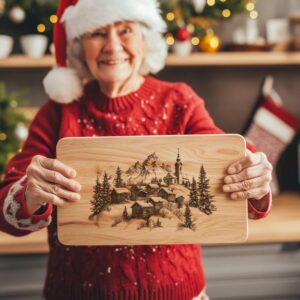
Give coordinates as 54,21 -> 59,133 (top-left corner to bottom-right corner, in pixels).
182,84 -> 271,219
0,100 -> 61,236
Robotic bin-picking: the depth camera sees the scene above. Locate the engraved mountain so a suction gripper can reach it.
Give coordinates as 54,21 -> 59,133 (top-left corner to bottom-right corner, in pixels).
125,152 -> 172,184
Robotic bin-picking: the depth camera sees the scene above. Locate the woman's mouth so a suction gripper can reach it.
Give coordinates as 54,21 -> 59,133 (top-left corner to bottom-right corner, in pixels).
98,58 -> 129,66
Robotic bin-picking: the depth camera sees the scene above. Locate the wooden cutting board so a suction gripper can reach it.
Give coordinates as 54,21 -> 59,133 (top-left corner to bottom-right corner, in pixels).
56,134 -> 248,245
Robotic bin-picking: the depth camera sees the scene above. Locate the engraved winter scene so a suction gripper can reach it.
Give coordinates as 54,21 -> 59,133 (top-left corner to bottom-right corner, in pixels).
88,150 -> 216,232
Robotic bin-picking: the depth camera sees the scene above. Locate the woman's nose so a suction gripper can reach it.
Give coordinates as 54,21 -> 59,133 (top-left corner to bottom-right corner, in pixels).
102,32 -> 123,54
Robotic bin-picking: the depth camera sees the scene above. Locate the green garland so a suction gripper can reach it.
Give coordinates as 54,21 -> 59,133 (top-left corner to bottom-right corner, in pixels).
0,82 -> 29,176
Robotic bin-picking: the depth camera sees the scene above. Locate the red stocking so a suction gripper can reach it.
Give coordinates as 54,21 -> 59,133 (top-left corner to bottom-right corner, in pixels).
245,76 -> 299,195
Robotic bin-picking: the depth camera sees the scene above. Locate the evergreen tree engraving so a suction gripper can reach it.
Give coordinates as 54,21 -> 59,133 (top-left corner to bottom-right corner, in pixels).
184,204 -> 195,229
89,172 -> 111,220
123,206 -> 129,220
155,218 -> 162,227
189,177 -> 198,207
89,175 -> 103,219
115,166 -> 123,188
102,172 -> 111,207
198,165 -> 216,215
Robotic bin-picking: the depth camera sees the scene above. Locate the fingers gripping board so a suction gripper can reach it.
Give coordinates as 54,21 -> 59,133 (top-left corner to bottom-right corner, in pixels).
56,134 -> 248,245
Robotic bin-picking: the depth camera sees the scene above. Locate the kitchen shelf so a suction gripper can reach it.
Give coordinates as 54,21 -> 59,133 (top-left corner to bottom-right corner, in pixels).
1,52 -> 300,68
0,193 -> 299,254
0,55 -> 55,68
167,52 -> 300,66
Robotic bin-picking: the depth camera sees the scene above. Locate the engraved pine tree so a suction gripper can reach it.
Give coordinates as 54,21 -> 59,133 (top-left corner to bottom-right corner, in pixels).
189,177 -> 198,207
123,206 -> 129,220
198,165 -> 216,215
89,172 -> 111,220
155,218 -> 162,227
102,172 -> 111,208
89,175 -> 103,219
184,204 -> 195,230
115,166 -> 123,188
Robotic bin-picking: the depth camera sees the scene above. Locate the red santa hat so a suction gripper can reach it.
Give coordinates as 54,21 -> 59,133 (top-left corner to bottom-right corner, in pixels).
43,0 -> 166,104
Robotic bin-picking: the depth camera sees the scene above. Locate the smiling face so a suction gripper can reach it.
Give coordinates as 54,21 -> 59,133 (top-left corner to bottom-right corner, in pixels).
82,21 -> 144,90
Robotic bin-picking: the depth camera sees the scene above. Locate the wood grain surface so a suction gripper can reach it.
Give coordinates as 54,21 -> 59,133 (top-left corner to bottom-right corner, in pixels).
56,134 -> 247,245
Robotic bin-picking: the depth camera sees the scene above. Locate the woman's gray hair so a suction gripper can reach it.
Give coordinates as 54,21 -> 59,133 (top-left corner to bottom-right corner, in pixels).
66,23 -> 168,80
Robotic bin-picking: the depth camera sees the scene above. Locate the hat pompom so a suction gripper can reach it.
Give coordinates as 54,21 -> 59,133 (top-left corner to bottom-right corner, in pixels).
43,67 -> 83,104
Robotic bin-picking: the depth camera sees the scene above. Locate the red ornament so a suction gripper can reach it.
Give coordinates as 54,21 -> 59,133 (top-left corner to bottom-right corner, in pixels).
175,28 -> 191,42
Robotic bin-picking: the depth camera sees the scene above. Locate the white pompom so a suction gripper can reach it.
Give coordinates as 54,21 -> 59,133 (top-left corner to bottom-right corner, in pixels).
43,67 -> 83,104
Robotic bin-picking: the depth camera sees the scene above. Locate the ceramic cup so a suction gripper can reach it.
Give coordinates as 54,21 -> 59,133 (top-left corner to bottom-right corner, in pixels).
20,34 -> 48,58
173,40 -> 192,56
0,35 -> 14,58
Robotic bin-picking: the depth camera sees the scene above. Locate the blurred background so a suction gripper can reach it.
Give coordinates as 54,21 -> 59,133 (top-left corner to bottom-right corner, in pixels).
0,0 -> 300,299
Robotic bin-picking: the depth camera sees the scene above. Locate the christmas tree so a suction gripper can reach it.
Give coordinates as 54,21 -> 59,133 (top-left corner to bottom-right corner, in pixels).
115,166 -> 123,188
0,0 -> 58,39
161,0 -> 250,34
0,82 -> 28,178
198,165 -> 216,215
161,0 -> 257,51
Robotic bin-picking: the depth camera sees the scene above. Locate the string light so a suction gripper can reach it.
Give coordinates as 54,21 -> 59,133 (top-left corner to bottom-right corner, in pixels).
49,14 -> 58,24
37,23 -> 46,33
246,2 -> 255,11
10,100 -> 18,108
0,133 -> 7,141
250,10 -> 258,19
166,12 -> 175,21
222,9 -> 231,18
207,0 -> 215,6
191,37 -> 200,46
166,33 -> 175,45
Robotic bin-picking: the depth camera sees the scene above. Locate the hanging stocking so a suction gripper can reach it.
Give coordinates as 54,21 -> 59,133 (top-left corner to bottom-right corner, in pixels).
244,76 -> 300,195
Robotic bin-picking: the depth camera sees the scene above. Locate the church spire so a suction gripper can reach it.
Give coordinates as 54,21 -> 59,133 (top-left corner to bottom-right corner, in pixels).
176,148 -> 181,162
175,149 -> 182,184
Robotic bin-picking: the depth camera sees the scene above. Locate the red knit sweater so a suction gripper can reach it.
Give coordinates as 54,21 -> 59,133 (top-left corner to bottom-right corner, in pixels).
0,76 -> 271,300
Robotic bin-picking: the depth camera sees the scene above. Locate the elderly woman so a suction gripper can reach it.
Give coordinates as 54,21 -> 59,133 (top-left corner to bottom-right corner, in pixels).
0,0 -> 272,299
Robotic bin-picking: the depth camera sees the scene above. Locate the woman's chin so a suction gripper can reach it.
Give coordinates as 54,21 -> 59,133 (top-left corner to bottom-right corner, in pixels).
96,73 -> 130,85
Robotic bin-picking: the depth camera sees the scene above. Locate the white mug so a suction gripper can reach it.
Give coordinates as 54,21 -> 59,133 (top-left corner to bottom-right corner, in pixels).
20,34 -> 48,58
266,18 -> 290,43
0,35 -> 14,58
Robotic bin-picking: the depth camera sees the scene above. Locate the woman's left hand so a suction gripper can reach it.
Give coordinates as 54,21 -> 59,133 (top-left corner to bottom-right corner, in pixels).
222,150 -> 272,209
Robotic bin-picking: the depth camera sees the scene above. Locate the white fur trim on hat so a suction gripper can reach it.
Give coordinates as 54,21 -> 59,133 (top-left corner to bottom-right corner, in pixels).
62,0 -> 166,41
43,67 -> 83,104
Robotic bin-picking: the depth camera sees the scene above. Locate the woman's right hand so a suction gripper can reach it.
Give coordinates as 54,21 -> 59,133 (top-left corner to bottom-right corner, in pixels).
25,155 -> 81,214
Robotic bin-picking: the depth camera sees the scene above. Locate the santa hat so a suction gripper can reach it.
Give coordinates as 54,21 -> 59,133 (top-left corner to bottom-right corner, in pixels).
43,0 -> 166,104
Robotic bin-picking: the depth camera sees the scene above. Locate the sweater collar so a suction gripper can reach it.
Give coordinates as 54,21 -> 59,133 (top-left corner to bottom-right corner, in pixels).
83,76 -> 156,113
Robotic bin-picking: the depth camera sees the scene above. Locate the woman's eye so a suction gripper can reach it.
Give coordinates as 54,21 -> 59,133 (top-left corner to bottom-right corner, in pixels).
91,31 -> 106,38
119,28 -> 132,35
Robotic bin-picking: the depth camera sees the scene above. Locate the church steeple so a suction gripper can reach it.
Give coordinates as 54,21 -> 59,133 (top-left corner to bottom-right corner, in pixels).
175,148 -> 182,184
176,148 -> 181,161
